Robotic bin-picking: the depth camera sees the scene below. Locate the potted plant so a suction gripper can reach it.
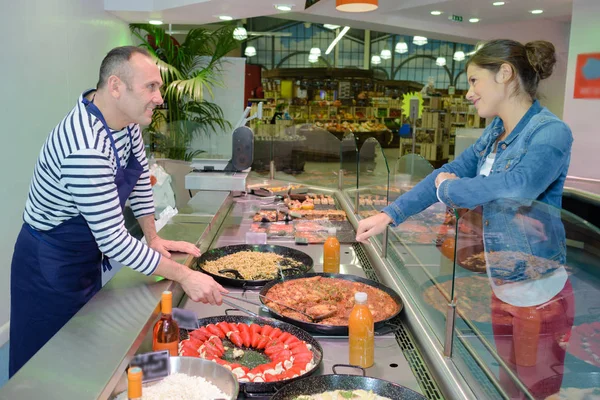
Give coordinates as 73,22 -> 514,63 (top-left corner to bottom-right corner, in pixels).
130,23 -> 240,161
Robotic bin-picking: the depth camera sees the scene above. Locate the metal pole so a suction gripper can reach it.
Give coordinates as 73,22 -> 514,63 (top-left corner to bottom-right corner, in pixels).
444,299 -> 457,357
270,160 -> 275,180
354,191 -> 360,214
338,169 -> 344,191
381,226 -> 388,258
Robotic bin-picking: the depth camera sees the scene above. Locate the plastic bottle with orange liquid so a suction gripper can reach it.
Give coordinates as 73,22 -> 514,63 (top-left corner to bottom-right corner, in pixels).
127,367 -> 143,400
323,228 -> 340,274
348,292 -> 374,368
152,290 -> 180,356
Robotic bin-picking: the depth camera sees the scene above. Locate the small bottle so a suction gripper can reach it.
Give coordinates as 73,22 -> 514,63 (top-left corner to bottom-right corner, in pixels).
323,228 -> 340,274
152,290 -> 180,356
349,292 -> 374,368
127,367 -> 143,400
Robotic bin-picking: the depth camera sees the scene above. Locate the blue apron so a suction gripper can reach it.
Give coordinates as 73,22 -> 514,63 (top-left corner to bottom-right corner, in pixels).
9,92 -> 144,377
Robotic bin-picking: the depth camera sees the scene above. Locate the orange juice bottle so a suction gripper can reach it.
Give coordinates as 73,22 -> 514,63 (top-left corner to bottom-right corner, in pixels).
152,291 -> 179,356
127,367 -> 142,399
349,292 -> 374,368
323,228 -> 340,274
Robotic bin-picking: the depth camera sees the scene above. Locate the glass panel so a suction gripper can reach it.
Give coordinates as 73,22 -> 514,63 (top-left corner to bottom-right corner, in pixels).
451,198 -> 600,399
391,153 -> 434,202
272,123 -> 342,189
356,137 -> 390,247
340,132 -> 358,191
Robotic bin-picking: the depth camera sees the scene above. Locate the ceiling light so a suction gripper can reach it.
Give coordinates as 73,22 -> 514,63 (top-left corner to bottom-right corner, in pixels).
310,47 -> 321,56
245,46 -> 256,57
219,15 -> 233,21
275,4 -> 293,11
413,36 -> 428,46
308,54 -> 319,63
371,55 -> 381,65
336,0 -> 378,12
430,11 -> 443,16
380,49 -> 392,60
530,9 -> 544,14
492,1 -> 505,5
325,26 -> 350,54
395,42 -> 408,54
233,26 -> 248,40
469,18 -> 480,23
453,51 -> 466,61
323,24 -> 341,30
148,20 -> 163,25
436,57 -> 446,66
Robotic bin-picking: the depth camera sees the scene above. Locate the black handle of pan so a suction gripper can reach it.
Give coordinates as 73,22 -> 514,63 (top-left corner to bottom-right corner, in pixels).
332,364 -> 366,377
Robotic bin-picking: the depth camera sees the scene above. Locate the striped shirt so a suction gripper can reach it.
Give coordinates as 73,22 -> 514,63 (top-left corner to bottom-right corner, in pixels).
23,91 -> 161,275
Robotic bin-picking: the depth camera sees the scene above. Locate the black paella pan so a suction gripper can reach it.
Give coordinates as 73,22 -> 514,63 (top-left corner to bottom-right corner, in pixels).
259,273 -> 404,335
181,314 -> 324,396
193,244 -> 314,288
271,364 -> 427,400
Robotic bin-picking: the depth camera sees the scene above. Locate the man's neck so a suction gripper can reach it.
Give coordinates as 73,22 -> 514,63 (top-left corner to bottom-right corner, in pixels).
90,89 -> 126,131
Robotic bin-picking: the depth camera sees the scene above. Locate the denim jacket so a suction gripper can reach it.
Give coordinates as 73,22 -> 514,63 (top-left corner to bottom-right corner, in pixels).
382,100 -> 573,226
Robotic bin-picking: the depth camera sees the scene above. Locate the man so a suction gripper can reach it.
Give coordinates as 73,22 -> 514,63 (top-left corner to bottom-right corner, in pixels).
9,46 -> 226,377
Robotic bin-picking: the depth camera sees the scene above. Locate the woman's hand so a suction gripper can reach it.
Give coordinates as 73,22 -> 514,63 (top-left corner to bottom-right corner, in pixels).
148,236 -> 201,259
356,212 -> 393,243
435,172 -> 459,188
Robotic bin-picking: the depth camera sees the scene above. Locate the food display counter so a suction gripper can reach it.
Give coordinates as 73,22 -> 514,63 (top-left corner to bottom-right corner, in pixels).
3,125 -> 600,400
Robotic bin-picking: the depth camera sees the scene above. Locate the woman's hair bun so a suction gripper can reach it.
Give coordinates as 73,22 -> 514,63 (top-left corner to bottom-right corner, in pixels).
525,41 -> 556,80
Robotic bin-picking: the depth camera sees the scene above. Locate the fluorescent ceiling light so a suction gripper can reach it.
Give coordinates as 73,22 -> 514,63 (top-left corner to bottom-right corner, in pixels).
233,27 -> 248,40
275,4 -> 293,11
492,1 -> 505,5
430,11 -> 442,16
219,15 -> 233,21
413,36 -> 428,46
244,46 -> 256,57
530,9 -> 544,14
469,18 -> 480,23
453,51 -> 466,61
148,20 -> 163,25
436,57 -> 446,66
371,55 -> 381,65
310,47 -> 321,56
325,26 -> 350,55
323,24 -> 341,30
308,54 -> 319,63
380,49 -> 391,60
395,42 -> 408,54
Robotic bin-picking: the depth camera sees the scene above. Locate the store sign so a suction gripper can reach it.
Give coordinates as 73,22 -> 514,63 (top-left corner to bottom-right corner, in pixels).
449,14 -> 463,22
305,0 -> 322,9
574,53 -> 600,99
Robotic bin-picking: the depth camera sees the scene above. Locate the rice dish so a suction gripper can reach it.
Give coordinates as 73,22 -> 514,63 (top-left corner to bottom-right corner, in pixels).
116,372 -> 230,400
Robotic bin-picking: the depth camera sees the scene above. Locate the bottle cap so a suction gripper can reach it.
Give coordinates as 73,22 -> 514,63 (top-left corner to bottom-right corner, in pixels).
355,292 -> 367,303
161,291 -> 173,314
128,367 -> 143,398
328,227 -> 337,236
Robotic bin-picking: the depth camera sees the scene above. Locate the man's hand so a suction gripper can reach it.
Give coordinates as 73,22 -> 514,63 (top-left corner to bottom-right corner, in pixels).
180,269 -> 228,305
435,172 -> 458,188
148,236 -> 201,259
356,213 -> 393,243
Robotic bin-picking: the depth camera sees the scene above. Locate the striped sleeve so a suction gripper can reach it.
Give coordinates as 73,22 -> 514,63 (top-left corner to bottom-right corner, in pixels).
128,125 -> 155,218
59,149 -> 161,275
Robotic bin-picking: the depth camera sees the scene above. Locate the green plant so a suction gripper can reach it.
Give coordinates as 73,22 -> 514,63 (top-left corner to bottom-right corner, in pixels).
130,23 -> 240,160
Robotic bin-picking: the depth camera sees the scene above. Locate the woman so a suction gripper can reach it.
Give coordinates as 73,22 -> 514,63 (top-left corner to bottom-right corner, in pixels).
356,39 -> 575,399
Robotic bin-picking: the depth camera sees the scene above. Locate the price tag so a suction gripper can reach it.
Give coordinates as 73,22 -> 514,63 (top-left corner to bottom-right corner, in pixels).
172,308 -> 199,330
246,232 -> 267,244
130,350 -> 170,382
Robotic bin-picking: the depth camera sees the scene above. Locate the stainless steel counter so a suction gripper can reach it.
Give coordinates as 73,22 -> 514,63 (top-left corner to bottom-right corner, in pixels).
181,192 -> 423,398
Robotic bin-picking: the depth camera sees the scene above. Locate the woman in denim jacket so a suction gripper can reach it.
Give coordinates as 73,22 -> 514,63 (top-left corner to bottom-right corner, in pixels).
356,39 -> 574,399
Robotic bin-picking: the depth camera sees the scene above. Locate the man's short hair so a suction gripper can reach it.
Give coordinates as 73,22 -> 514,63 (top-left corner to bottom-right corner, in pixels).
97,46 -> 151,89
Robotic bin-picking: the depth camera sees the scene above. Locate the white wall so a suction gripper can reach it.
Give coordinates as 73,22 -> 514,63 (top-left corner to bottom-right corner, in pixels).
0,0 -> 132,346
563,0 -> 600,179
190,57 -> 246,158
